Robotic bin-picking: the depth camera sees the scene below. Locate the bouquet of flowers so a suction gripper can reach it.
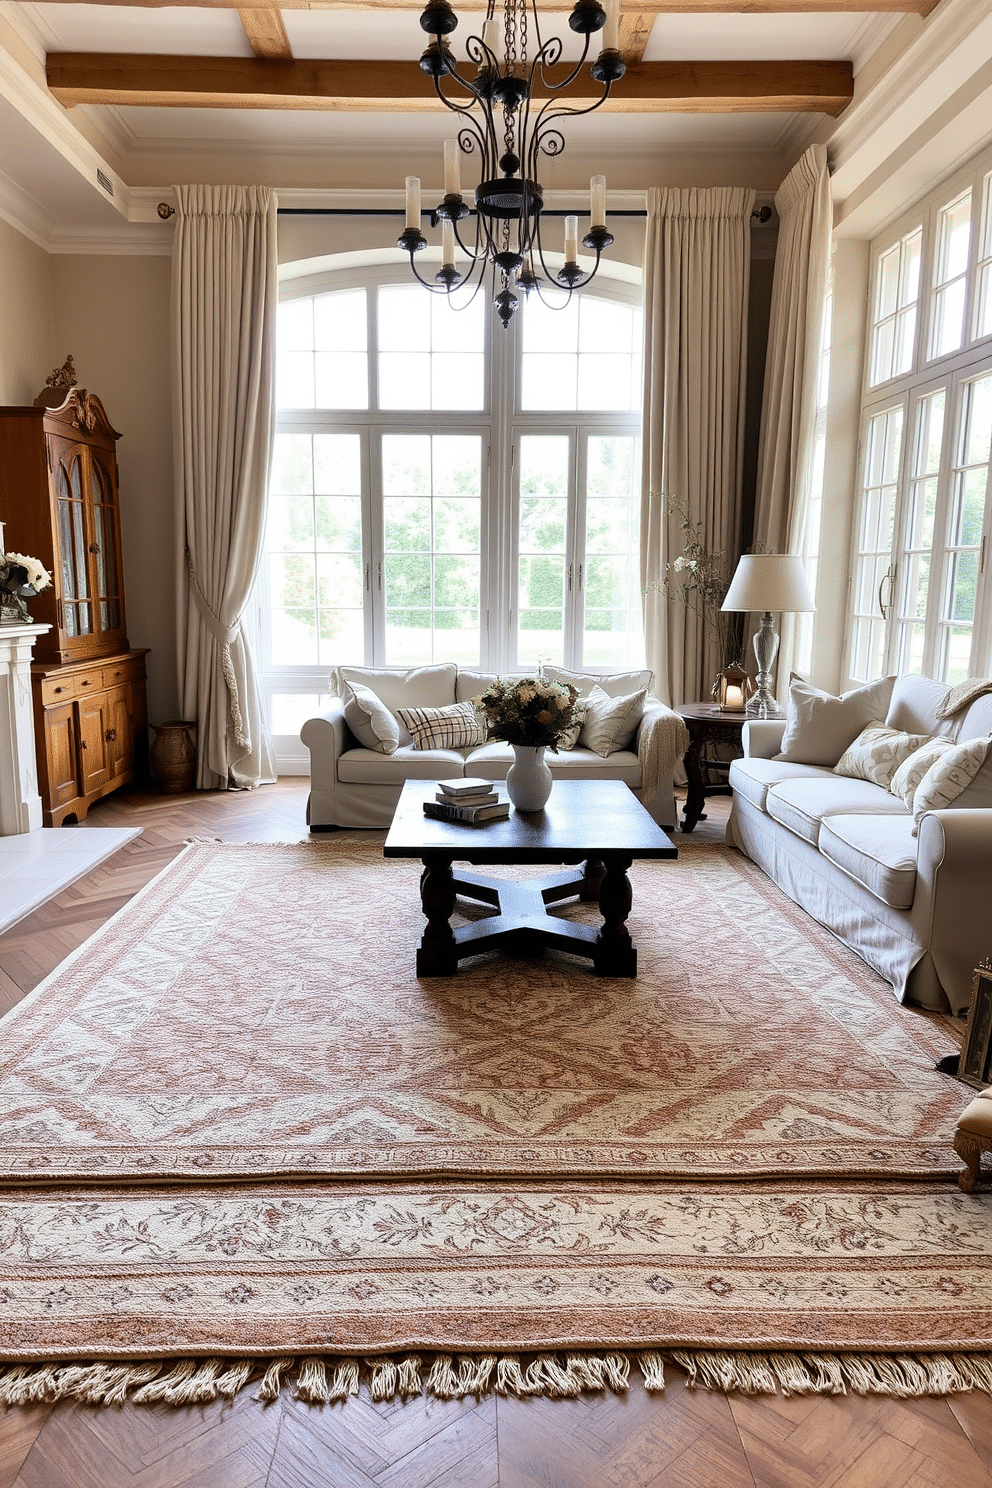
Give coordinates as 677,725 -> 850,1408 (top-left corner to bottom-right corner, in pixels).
474,676 -> 581,751
0,551 -> 52,622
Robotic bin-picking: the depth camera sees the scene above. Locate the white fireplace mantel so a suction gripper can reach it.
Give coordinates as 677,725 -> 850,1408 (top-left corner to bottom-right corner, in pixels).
0,619 -> 49,835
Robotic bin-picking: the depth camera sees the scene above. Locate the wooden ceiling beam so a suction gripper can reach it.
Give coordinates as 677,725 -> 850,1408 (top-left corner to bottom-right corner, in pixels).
46,54 -> 854,113
619,14 -> 654,65
239,8 -> 292,59
34,0 -> 942,13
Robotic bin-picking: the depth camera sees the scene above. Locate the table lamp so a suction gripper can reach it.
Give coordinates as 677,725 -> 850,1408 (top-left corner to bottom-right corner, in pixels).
721,554 -> 816,719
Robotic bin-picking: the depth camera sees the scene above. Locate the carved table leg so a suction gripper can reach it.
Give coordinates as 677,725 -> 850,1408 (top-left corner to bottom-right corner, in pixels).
417,854 -> 458,976
681,733 -> 706,833
593,852 -> 636,977
580,857 -> 606,902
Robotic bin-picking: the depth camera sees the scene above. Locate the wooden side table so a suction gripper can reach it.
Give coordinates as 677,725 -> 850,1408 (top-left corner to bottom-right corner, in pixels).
674,703 -> 746,834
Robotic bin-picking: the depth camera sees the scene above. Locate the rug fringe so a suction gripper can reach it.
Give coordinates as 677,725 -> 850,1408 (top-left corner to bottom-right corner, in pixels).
2,1350 -> 992,1407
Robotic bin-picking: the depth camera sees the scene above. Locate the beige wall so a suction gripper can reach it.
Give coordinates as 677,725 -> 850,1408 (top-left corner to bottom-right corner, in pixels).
48,254 -> 177,725
0,217 -> 57,407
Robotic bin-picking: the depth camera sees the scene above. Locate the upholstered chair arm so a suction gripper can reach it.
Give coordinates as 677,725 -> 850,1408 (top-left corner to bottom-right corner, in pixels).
742,719 -> 787,758
914,809 -> 992,1017
301,698 -> 353,782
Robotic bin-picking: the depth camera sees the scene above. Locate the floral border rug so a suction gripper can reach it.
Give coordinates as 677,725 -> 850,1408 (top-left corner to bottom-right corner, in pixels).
0,840 -> 964,1185
3,839 -> 990,1390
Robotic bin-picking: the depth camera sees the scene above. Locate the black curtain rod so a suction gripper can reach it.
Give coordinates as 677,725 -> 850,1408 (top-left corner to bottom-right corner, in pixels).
276,206 -> 774,221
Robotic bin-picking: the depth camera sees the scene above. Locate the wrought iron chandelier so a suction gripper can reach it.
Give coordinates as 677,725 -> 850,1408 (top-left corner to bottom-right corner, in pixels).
398,0 -> 626,327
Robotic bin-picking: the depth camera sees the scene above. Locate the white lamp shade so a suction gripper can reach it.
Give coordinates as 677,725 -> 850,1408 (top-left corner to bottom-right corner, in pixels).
721,553 -> 816,614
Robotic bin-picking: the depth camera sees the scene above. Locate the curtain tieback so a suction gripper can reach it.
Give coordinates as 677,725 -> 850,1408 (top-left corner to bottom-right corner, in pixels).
186,550 -> 250,751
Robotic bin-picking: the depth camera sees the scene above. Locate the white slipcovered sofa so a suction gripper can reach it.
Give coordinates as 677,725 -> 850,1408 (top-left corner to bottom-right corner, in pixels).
727,672 -> 992,1016
301,663 -> 689,832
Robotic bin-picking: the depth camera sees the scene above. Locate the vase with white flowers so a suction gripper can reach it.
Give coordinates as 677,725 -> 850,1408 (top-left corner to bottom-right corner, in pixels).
0,552 -> 52,623
474,675 -> 581,811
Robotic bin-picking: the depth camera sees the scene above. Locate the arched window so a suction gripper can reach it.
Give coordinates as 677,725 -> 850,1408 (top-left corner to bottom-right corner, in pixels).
257,262 -> 643,762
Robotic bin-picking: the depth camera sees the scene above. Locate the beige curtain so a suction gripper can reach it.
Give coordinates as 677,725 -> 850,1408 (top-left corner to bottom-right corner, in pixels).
640,187 -> 756,707
750,145 -> 832,684
172,184 -> 277,790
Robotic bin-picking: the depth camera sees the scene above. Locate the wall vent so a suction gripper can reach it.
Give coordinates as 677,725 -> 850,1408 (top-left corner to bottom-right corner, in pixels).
96,169 -> 114,197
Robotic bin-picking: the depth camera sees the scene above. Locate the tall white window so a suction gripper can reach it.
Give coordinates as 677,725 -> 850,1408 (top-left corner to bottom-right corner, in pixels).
848,148 -> 992,687
259,269 -> 642,758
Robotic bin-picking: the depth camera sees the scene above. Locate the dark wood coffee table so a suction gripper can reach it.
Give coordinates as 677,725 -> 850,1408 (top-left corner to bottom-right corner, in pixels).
384,778 -> 677,978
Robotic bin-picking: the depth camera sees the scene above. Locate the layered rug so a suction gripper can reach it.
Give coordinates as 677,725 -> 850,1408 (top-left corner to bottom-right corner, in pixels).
1,837 -> 991,1405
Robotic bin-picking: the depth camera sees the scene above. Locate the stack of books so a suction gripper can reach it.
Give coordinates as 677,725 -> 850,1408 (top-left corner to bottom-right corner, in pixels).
423,777 -> 511,824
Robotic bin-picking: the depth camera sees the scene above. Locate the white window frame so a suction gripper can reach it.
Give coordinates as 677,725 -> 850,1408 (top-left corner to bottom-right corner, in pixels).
845,145 -> 992,689
258,260 -> 643,769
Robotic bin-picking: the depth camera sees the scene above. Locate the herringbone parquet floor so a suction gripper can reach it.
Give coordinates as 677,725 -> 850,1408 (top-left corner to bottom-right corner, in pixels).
1,777 -> 991,1488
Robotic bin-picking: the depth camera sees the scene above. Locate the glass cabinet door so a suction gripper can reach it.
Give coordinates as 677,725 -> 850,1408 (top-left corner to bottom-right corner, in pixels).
90,453 -> 123,636
52,443 -> 94,640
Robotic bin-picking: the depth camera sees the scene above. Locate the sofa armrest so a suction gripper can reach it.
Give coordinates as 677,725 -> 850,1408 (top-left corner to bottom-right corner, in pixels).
301,699 -> 352,783
915,809 -> 992,1016
637,701 -> 690,802
742,719 -> 786,759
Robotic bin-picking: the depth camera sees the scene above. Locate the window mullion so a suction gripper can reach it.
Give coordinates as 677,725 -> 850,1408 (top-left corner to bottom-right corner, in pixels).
566,429 -> 585,670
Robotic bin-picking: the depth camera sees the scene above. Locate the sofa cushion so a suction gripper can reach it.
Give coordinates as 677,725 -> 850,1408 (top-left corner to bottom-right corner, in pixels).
817,813 -> 919,910
884,672 -> 958,738
834,723 -> 930,789
956,691 -> 992,742
765,776 -> 908,847
341,680 -> 400,755
543,665 -> 653,699
912,735 -> 992,831
455,669 -> 501,704
544,745 -> 641,785
333,664 -> 457,745
337,744 -> 467,783
777,675 -> 896,766
728,756 -> 834,813
579,686 -> 646,757
397,702 -> 486,750
888,736 -> 956,808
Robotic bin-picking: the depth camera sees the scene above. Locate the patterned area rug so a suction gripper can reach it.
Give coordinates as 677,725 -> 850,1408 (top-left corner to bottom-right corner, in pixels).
0,839 -> 965,1183
1,838 -> 991,1396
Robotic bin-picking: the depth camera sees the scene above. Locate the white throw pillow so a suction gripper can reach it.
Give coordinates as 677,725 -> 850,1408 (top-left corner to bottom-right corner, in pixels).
557,697 -> 588,752
777,675 -> 897,767
912,734 -> 992,832
396,702 -> 486,751
543,665 -> 653,700
889,737 -> 955,809
341,680 -> 399,754
833,723 -> 930,790
578,686 -> 646,757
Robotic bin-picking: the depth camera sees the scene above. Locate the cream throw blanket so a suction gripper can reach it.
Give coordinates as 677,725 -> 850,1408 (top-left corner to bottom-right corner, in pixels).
638,702 -> 690,802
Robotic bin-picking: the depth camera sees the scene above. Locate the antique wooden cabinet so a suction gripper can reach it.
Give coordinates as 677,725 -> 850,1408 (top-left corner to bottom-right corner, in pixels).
0,369 -> 149,824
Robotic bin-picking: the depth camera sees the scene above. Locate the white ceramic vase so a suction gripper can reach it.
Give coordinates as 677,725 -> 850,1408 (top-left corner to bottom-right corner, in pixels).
506,744 -> 553,812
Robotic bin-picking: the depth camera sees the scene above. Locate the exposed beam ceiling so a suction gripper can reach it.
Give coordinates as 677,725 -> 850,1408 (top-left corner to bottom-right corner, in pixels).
238,8 -> 292,59
618,14 -> 655,65
34,0 -> 941,11
46,55 -> 854,113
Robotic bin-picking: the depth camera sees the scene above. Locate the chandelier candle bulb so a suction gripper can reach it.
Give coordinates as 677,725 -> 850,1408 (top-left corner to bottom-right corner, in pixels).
405,177 -> 421,230
602,0 -> 619,53
441,217 -> 456,268
443,138 -> 461,197
590,175 -> 607,229
482,16 -> 500,54
564,214 -> 579,262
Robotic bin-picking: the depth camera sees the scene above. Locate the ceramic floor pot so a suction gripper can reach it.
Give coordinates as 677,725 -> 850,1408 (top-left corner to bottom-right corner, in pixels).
150,720 -> 197,793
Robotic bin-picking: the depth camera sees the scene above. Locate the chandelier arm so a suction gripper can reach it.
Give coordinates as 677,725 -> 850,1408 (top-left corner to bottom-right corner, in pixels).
534,33 -> 593,95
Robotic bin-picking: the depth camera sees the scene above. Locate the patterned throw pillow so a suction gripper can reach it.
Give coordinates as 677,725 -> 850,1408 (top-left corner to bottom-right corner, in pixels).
396,702 -> 486,751
911,735 -> 992,832
889,737 -> 955,808
578,687 -> 646,758
833,723 -> 931,789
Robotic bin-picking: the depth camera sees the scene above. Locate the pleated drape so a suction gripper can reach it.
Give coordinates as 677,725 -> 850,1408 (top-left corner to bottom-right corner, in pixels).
172,184 -> 277,790
750,145 -> 832,687
639,187 -> 755,706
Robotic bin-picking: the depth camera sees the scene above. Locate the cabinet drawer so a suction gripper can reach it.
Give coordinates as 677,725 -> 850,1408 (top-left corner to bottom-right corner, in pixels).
73,670 -> 100,697
101,658 -> 144,691
39,675 -> 76,704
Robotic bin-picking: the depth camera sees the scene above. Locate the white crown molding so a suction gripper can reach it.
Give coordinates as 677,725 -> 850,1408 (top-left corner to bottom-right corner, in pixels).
827,0 -> 992,226
0,167 -> 55,249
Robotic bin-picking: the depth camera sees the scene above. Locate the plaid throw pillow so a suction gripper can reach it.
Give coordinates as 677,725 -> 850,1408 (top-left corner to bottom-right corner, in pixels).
396,702 -> 486,751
